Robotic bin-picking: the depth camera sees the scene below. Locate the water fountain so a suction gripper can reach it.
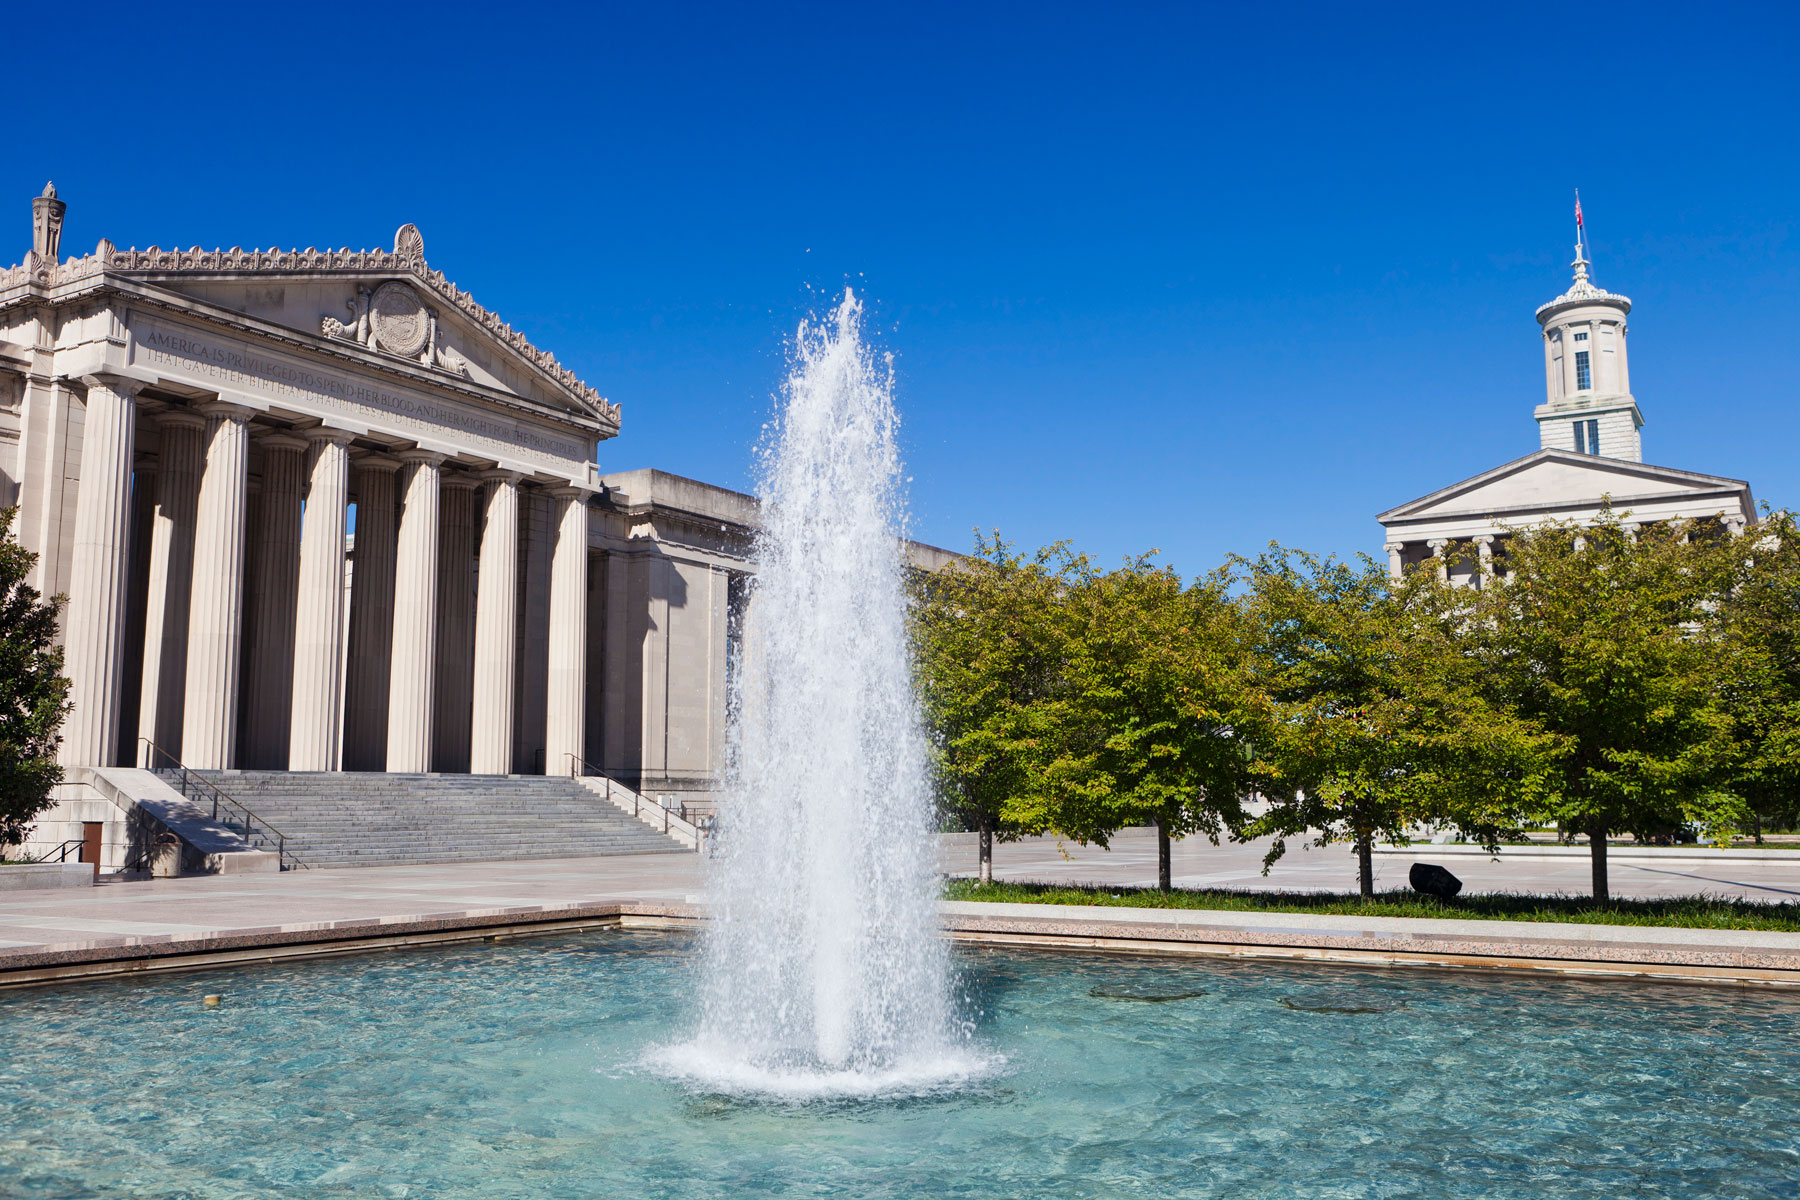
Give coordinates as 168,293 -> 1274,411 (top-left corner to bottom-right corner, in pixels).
651,290 -> 989,1099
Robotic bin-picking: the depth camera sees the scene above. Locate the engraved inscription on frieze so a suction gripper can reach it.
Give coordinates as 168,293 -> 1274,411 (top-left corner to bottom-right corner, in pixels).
131,318 -> 588,467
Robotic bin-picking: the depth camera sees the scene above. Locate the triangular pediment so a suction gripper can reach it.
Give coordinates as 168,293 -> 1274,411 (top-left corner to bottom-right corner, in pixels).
90,231 -> 617,432
1379,450 -> 1750,523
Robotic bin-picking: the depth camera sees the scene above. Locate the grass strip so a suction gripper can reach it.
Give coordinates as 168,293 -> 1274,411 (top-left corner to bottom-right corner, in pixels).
943,879 -> 1800,933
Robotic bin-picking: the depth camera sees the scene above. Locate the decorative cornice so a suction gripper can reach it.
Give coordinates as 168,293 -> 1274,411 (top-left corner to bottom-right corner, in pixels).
0,228 -> 620,428
1536,248 -> 1631,321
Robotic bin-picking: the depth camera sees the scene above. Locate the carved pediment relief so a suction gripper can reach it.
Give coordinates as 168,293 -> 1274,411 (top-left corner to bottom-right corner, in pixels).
33,220 -> 620,428
320,279 -> 471,377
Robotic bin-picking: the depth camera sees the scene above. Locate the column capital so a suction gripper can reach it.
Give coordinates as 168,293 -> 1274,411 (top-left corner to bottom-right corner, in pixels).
196,399 -> 257,423
79,372 -> 146,399
353,451 -> 402,474
1382,541 -> 1404,553
396,448 -> 447,467
441,473 -> 481,492
477,468 -> 524,485
153,408 -> 207,433
304,426 -> 358,448
547,485 -> 594,502
1471,534 -> 1495,546
1425,538 -> 1450,552
257,431 -> 309,455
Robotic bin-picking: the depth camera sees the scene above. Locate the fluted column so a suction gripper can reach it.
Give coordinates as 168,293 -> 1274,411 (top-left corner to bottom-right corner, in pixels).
1473,534 -> 1495,587
386,451 -> 442,772
115,460 -> 157,768
289,429 -> 354,771
240,433 -> 306,768
59,375 -> 141,768
432,476 -> 478,773
180,402 -> 254,769
1383,541 -> 1404,580
136,412 -> 205,765
470,471 -> 520,775
343,454 -> 399,771
544,487 -> 590,775
1426,538 -> 1449,582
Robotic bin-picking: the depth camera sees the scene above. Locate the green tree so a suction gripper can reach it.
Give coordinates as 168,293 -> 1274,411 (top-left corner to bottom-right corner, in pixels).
0,508 -> 71,850
1237,547 -> 1537,899
910,533 -> 1079,881
1025,555 -> 1267,891
1713,510 -> 1800,840
1459,513 -> 1736,899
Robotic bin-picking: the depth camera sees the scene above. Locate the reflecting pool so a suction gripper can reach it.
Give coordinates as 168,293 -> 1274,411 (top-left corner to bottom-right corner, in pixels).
2,932 -> 1797,1198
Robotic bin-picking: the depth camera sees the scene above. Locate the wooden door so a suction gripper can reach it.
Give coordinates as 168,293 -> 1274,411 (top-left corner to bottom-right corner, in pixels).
80,822 -> 103,877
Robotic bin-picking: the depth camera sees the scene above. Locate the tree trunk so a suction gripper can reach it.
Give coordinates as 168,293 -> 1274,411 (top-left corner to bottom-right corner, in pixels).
1589,823 -> 1610,901
977,818 -> 993,886
1354,798 -> 1374,900
1157,819 -> 1171,892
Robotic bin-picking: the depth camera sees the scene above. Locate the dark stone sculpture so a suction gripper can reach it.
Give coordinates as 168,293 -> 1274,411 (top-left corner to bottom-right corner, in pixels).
1409,861 -> 1463,899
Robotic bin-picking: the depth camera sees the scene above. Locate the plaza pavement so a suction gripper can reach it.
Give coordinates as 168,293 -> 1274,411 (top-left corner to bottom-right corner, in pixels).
0,829 -> 1794,970
940,828 -> 1800,902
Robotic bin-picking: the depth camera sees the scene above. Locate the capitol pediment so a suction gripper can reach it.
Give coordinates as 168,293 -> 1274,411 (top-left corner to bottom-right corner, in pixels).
1379,450 -> 1752,525
73,226 -> 617,433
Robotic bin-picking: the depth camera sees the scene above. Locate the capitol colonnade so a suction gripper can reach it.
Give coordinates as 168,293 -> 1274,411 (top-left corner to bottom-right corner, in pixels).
0,207 -> 622,806
54,393 -> 601,780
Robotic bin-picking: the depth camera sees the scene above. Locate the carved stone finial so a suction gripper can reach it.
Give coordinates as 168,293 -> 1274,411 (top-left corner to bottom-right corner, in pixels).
32,183 -> 66,261
394,223 -> 424,264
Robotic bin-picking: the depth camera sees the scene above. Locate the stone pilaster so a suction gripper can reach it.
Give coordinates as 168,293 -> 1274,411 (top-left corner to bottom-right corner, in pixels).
59,375 -> 141,769
470,471 -> 520,775
432,475 -> 478,773
137,411 -> 205,766
240,433 -> 306,769
544,487 -> 590,775
287,430 -> 355,772
343,454 -> 399,771
181,402 -> 254,769
385,451 -> 442,772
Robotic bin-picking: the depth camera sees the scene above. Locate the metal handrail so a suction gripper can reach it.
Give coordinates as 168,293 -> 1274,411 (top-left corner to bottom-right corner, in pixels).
564,752 -> 708,842
137,737 -> 307,870
26,838 -> 86,864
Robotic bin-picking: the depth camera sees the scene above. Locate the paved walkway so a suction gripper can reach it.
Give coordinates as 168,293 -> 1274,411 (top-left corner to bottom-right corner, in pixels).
0,854 -> 705,958
2,829 -> 1795,967
937,828 -> 1800,902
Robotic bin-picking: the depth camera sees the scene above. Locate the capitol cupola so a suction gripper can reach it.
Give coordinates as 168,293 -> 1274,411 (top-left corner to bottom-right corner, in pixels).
1534,196 -> 1641,462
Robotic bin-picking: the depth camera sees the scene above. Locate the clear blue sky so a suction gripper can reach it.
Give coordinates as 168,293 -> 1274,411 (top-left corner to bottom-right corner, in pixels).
10,2 -> 1796,574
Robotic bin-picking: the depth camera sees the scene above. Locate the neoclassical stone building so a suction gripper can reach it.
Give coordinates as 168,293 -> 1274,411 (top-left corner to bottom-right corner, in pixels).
1,186 -> 922,864
1378,238 -> 1756,582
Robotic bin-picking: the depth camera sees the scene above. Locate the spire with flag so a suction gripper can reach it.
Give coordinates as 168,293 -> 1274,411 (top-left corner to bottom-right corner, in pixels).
1571,189 -> 1593,286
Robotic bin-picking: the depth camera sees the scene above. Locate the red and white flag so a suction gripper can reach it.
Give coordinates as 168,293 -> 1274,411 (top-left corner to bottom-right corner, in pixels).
1575,195 -> 1584,228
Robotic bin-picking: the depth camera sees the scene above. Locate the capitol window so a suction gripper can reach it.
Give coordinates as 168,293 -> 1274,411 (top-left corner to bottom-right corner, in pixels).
1574,418 -> 1600,455
1575,350 -> 1591,390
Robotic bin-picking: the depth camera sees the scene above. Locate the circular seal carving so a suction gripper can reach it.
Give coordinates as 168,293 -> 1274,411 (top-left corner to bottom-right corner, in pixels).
369,281 -> 429,357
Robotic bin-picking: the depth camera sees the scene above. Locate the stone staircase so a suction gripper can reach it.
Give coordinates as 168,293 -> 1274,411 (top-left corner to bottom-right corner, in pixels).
178,772 -> 693,869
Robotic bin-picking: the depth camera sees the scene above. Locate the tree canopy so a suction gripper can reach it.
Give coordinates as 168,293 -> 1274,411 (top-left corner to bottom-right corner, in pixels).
911,508 -> 1799,903
0,508 -> 71,850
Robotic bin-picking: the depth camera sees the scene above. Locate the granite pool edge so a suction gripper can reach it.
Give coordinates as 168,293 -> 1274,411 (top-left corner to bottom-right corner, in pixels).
3,899 -> 1799,989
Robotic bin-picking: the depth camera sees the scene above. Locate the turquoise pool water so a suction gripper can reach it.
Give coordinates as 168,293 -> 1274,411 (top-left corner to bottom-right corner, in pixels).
2,931 -> 1796,1198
